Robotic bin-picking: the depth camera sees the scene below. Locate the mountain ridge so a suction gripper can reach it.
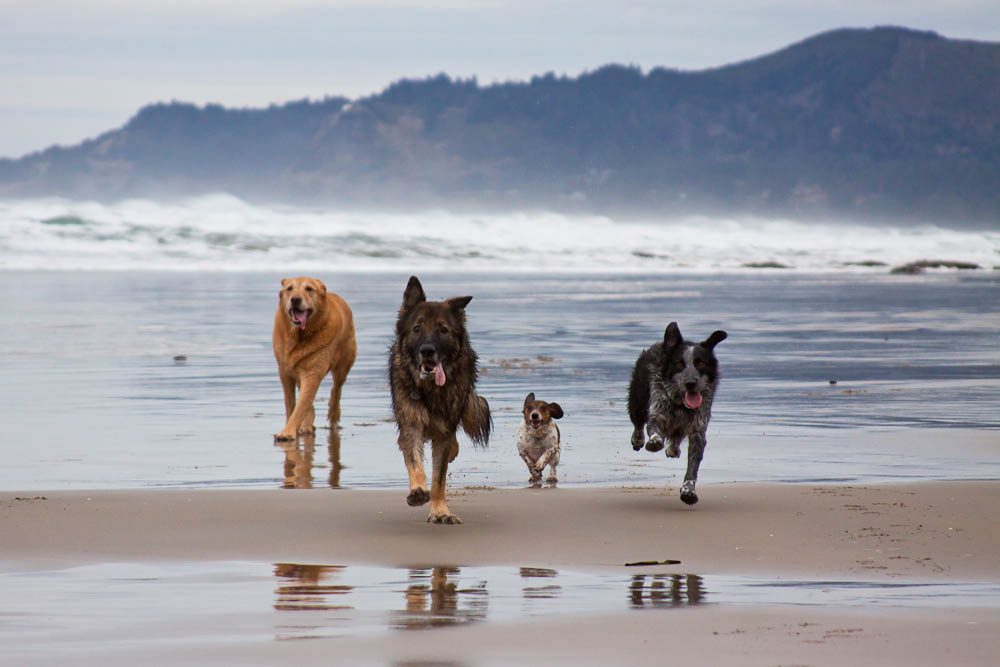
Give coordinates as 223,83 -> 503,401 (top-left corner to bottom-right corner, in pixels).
2,26 -> 998,226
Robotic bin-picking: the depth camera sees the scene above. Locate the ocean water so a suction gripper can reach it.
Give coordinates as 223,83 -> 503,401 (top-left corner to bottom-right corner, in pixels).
2,195 -> 999,272
0,264 -> 997,490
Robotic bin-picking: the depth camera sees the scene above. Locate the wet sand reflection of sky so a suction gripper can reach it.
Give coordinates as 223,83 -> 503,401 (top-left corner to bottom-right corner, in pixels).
1,561 -> 997,654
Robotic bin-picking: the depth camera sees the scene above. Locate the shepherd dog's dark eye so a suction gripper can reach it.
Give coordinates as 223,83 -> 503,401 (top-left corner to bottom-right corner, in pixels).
412,324 -> 421,333
439,326 -> 449,335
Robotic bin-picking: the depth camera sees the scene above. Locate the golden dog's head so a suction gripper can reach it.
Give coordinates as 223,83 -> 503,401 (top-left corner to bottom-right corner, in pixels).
279,276 -> 327,331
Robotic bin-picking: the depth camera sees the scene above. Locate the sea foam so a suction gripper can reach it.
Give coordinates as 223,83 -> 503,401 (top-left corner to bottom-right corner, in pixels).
1,195 -> 997,272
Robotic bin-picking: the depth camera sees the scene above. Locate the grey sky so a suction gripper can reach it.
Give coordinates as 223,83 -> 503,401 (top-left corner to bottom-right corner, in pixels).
2,1 -> 998,158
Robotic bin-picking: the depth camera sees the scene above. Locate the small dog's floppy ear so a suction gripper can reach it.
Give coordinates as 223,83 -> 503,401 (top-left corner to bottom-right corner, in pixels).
702,330 -> 728,349
664,321 -> 683,348
402,276 -> 426,310
447,296 -> 473,311
548,403 -> 564,419
523,392 -> 536,409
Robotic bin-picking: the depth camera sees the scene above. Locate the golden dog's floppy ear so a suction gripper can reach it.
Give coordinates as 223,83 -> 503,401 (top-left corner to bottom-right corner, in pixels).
315,279 -> 327,294
281,278 -> 291,288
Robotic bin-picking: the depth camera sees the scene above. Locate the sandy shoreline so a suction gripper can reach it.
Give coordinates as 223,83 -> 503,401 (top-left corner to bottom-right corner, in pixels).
3,481 -> 997,577
3,482 -> 998,666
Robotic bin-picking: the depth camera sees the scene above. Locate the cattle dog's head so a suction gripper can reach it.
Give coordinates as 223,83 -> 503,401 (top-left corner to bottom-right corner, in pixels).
661,322 -> 727,410
279,276 -> 327,331
396,276 -> 472,387
522,392 -> 564,431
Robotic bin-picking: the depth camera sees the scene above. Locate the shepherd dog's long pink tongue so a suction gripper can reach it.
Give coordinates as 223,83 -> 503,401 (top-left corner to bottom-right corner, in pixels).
684,391 -> 703,409
433,363 -> 446,386
293,311 -> 308,331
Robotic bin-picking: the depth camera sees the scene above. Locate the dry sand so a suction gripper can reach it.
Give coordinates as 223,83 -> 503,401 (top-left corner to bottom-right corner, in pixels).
2,482 -> 998,665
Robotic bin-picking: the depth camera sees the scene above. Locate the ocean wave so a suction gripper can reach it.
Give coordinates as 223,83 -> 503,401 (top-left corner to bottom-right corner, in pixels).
1,194 -> 997,273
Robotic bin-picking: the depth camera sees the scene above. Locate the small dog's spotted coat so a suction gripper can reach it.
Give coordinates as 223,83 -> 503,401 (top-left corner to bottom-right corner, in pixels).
516,392 -> 563,485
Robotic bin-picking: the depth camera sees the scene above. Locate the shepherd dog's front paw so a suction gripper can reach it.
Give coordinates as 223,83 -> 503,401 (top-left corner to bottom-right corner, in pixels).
407,488 -> 430,506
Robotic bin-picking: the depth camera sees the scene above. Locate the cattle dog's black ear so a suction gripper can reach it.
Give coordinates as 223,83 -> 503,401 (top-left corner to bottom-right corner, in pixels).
664,321 -> 683,349
447,296 -> 473,311
402,276 -> 426,310
548,403 -> 564,419
702,330 -> 728,350
523,392 -> 536,409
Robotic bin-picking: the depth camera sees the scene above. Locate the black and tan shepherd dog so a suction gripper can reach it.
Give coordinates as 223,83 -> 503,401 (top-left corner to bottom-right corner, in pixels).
628,322 -> 727,506
388,276 -> 492,524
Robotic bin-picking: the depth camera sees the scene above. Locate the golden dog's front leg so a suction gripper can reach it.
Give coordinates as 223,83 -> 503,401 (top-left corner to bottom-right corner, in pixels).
399,428 -> 429,506
428,435 -> 461,524
275,373 -> 321,441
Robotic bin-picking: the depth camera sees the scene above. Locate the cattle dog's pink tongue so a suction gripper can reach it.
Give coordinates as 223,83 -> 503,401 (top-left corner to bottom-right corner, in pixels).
684,391 -> 703,409
433,363 -> 446,386
292,310 -> 308,330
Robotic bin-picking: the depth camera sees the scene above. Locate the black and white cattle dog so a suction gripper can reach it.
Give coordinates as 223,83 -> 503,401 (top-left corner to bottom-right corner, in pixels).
628,322 -> 727,505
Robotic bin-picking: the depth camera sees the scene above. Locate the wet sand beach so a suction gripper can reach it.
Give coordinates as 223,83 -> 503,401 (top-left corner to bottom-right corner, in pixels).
2,482 -> 998,665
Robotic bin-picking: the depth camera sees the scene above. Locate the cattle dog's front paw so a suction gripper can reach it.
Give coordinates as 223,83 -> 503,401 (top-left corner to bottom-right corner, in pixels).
631,430 -> 645,451
665,442 -> 680,458
679,480 -> 698,505
645,434 -> 665,452
407,488 -> 430,506
428,512 -> 462,525
545,475 -> 558,484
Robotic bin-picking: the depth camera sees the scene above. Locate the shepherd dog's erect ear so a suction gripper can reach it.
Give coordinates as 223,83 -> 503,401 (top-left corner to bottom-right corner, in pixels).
447,296 -> 473,311
663,321 -> 683,349
702,330 -> 728,350
523,392 -> 536,409
548,403 -> 564,420
402,276 -> 426,310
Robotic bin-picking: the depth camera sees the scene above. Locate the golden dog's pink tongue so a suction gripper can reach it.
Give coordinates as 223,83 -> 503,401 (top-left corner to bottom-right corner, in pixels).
292,311 -> 308,330
434,363 -> 446,386
684,391 -> 703,409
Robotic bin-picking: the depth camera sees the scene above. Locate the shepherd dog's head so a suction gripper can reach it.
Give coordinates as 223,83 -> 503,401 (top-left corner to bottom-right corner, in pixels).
395,276 -> 473,387
279,276 -> 327,331
660,322 -> 727,410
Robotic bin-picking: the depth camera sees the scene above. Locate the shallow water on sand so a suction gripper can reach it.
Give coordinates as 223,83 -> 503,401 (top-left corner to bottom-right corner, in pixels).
0,271 -> 997,490
1,560 -> 998,661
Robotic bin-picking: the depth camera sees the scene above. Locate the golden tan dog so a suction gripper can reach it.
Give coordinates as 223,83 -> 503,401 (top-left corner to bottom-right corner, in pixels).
273,276 -> 357,441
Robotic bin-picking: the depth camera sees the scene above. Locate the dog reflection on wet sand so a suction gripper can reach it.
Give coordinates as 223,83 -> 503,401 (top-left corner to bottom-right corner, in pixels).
396,567 -> 488,630
276,430 -> 343,489
273,563 -> 351,612
629,574 -> 705,608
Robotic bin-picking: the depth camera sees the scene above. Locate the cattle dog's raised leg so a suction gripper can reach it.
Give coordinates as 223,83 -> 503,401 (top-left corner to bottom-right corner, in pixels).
665,436 -> 681,459
428,435 -> 461,524
399,428 -> 429,506
644,417 -> 667,453
680,432 -> 706,505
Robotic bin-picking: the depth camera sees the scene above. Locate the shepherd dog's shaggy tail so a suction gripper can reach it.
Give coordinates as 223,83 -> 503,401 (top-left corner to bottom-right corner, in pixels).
462,393 -> 492,448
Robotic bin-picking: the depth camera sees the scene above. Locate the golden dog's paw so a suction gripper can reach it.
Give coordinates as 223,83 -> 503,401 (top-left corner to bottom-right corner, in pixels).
427,512 -> 462,525
274,431 -> 296,442
407,488 -> 430,506
297,425 -> 316,435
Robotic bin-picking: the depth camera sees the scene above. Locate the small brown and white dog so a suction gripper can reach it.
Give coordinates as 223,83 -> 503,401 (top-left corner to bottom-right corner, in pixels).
272,276 -> 357,441
516,392 -> 564,485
